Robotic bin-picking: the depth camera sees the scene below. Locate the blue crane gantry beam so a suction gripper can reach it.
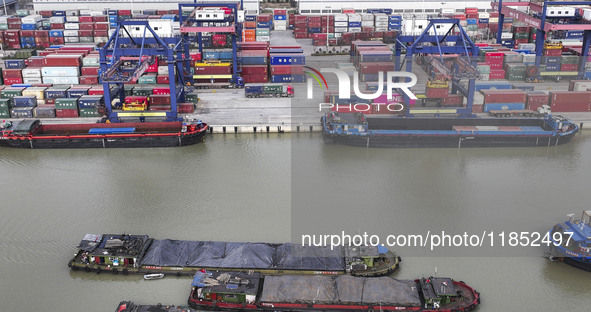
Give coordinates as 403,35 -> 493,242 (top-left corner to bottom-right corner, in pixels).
493,0 -> 591,79
178,1 -> 243,85
396,19 -> 480,117
100,20 -> 187,123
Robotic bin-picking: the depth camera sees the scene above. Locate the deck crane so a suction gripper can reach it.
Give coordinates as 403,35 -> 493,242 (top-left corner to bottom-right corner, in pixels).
100,20 -> 190,123
396,19 -> 480,117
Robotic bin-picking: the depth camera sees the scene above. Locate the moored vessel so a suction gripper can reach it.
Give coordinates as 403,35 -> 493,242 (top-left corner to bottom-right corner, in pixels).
0,118 -> 207,148
188,271 -> 480,312
548,211 -> 591,271
321,112 -> 578,148
68,234 -> 399,277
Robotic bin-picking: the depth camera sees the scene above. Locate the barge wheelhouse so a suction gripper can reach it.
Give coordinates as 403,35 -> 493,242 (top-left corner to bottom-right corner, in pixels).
321,112 -> 578,148
549,211 -> 591,271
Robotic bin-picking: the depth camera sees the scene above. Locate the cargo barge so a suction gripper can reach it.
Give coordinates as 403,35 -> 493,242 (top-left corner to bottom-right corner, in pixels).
68,234 -> 399,276
188,271 -> 480,312
116,302 -> 196,312
321,112 -> 578,148
0,119 -> 207,148
548,211 -> 591,272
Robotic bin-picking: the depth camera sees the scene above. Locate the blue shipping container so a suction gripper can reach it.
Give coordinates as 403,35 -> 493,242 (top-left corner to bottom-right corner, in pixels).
566,31 -> 584,39
545,64 -> 561,72
240,56 -> 267,65
110,22 -> 118,27
204,52 -> 220,60
67,90 -> 89,98
543,56 -> 561,64
466,19 -> 478,25
21,37 -> 35,44
108,10 -> 118,15
12,96 -> 37,107
21,24 -> 37,30
49,30 -> 63,37
389,15 -> 402,21
53,11 -> 65,16
219,52 -> 233,60
244,85 -> 264,94
585,71 -> 591,79
475,82 -> 512,91
483,103 -> 525,112
478,18 -> 489,24
245,15 -> 256,21
4,60 -> 26,69
270,74 -> 306,83
11,107 -> 34,118
274,15 -> 286,20
21,43 -> 35,49
45,90 -> 68,99
256,21 -> 270,28
109,16 -> 118,22
269,54 -> 305,65
269,48 -> 304,54
349,22 -> 362,27
308,27 -> 321,33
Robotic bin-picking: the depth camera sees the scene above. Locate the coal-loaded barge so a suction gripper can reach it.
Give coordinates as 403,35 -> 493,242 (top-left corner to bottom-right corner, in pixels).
548,210 -> 591,271
188,271 -> 480,312
68,234 -> 399,277
321,112 -> 578,148
0,118 -> 207,148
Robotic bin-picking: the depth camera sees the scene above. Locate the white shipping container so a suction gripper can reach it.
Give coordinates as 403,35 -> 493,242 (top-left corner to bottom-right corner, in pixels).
23,77 -> 43,84
574,81 -> 591,91
256,35 -> 270,41
374,13 -> 388,22
63,30 -> 79,37
90,11 -> 104,17
335,33 -> 342,38
79,9 -> 92,16
94,37 -> 109,43
441,8 -> 455,14
460,21 -> 468,27
335,21 -> 348,27
64,37 -> 80,43
522,54 -> 536,63
65,10 -> 79,16
478,12 -> 490,19
348,14 -> 361,22
21,15 -> 42,23
518,43 -> 535,51
349,27 -> 362,33
157,66 -> 169,75
22,68 -> 42,78
335,27 -> 348,33
335,14 -> 348,22
0,16 -> 9,24
274,25 -> 287,31
375,27 -> 388,32
361,13 -> 374,21
65,23 -> 80,30
49,16 -> 65,23
375,21 -> 388,27
361,21 -> 374,27
584,9 -> 591,21
43,76 -> 79,85
489,18 -> 499,23
36,99 -> 46,106
42,66 -> 80,77
66,16 -> 80,23
501,32 -> 513,39
274,20 -> 287,26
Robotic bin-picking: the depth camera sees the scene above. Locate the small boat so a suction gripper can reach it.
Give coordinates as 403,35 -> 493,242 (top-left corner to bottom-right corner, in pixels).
548,211 -> 591,271
144,273 -> 165,280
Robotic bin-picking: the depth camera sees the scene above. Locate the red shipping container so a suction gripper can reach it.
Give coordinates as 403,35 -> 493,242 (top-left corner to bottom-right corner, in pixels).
178,103 -> 195,114
3,69 -> 22,78
169,10 -> 179,15
242,74 -> 268,83
441,94 -> 464,106
7,17 -> 20,23
309,22 -> 321,28
551,102 -> 591,112
489,69 -> 505,79
294,15 -> 307,22
94,23 -> 109,30
43,55 -> 83,66
149,105 -> 171,111
88,88 -> 104,96
465,8 -> 478,14
195,66 -> 232,75
550,91 -> 591,104
39,10 -> 53,18
78,30 -> 93,37
49,37 -> 65,45
37,42 -> 51,49
270,65 -> 304,76
79,16 -> 93,23
3,77 -> 23,85
359,62 -> 395,74
92,16 -> 108,23
257,14 -> 271,22
79,23 -> 94,30
150,94 -> 171,105
50,23 -> 65,29
426,87 -> 449,98
93,30 -> 108,37
80,75 -> 99,85
157,10 -> 168,15
472,104 -> 484,113
56,108 -> 79,118
118,10 -> 132,15
560,64 -> 578,71
241,65 -> 267,75
482,90 -> 526,103
4,30 -> 19,37
544,49 -> 562,56
466,13 -> 479,19
8,24 -> 21,30
152,87 -> 170,95
34,30 -> 49,37
308,16 -> 321,23
146,63 -> 158,73
20,30 -> 35,37
81,67 -> 100,76
526,92 -> 549,111
45,99 -> 56,105
294,33 -> 308,39
454,14 -> 467,20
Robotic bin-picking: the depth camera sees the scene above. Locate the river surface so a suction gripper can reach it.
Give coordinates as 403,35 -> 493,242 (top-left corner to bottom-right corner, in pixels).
1,132 -> 591,312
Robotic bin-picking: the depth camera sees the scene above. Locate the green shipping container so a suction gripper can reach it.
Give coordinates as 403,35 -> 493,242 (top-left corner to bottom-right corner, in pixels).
0,111 -> 10,118
16,9 -> 30,16
55,98 -> 78,109
124,87 -> 135,97
263,84 -> 283,94
514,33 -> 529,39
507,73 -> 525,81
138,75 -> 157,84
0,24 -> 8,30
561,55 -> 579,65
1,88 -> 24,99
477,64 -> 491,74
0,98 -> 11,109
256,28 -> 270,36
79,108 -> 102,117
132,87 -> 152,96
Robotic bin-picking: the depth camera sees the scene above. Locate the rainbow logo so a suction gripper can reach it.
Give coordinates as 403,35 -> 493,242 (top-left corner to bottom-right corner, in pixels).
304,66 -> 328,90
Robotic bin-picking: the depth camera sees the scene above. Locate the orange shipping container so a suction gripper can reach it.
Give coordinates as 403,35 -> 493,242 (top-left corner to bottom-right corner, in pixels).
244,21 -> 256,29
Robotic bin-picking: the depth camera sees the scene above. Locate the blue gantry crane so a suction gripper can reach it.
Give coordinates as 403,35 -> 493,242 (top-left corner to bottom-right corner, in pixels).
100,20 -> 189,122
395,19 -> 480,117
